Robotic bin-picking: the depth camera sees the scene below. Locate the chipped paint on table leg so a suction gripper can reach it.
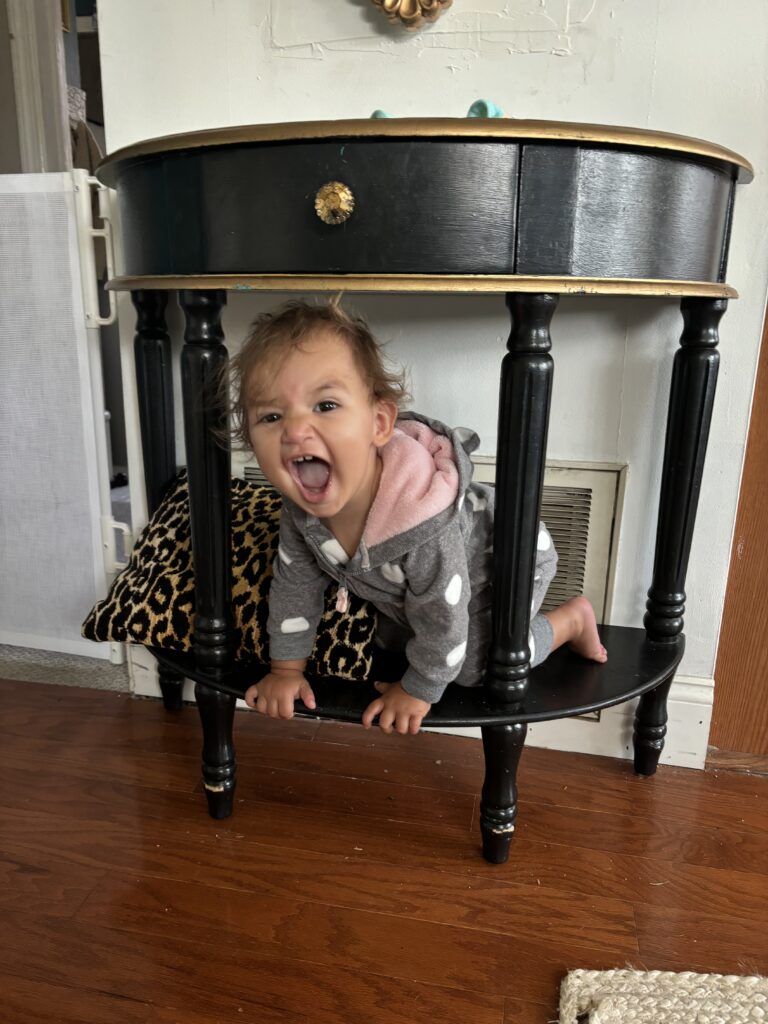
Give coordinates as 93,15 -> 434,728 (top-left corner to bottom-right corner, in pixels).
480,721 -> 527,864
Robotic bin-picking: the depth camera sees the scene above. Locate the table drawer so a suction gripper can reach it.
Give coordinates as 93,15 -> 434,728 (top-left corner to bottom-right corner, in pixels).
117,139 -> 520,277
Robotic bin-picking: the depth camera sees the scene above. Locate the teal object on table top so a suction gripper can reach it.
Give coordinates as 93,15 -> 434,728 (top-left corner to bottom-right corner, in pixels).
370,100 -> 505,119
466,100 -> 505,118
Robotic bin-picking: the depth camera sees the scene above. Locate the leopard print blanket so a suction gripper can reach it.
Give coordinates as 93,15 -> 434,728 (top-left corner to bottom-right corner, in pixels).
82,472 -> 375,680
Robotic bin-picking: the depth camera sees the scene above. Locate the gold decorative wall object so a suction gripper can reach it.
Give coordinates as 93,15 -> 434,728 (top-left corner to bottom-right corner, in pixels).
371,0 -> 452,31
314,181 -> 355,225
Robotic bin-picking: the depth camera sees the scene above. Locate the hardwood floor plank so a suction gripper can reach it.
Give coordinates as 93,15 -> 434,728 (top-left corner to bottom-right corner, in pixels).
0,823 -> 231,894
610,767 -> 768,836
502,997 -> 559,1024
0,763 -> 202,825
65,835 -> 637,955
8,791 -> 766,935
234,730 -> 485,794
0,973 -> 150,1024
0,703 -> 203,756
517,752 -> 768,835
1,700 -> 484,797
74,872 -> 625,1005
521,746 -> 767,824
147,1006 -> 308,1024
317,717 -> 486,758
518,798 -> 768,875
0,780 -> 477,865
484,837 -> 768,920
0,734 -> 201,794
0,845 -> 104,917
635,904 -> 768,975
228,757 -> 476,829
5,754 -> 766,921
0,910 -> 505,1024
8,683 -> 764,829
0,748 -> 475,837
0,696 -> 320,748
0,799 -> 478,885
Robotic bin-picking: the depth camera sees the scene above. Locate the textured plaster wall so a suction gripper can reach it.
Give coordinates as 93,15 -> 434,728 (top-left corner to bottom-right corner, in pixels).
98,0 -> 768,682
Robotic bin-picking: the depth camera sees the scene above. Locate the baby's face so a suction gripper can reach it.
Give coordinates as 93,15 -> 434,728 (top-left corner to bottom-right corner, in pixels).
246,330 -> 395,529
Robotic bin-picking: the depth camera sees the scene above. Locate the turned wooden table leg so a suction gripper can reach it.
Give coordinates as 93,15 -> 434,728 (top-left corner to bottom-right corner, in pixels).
488,293 -> 557,704
633,677 -> 674,776
132,289 -> 176,515
179,289 -> 237,814
195,681 -> 236,818
481,293 -> 556,861
131,289 -> 185,711
179,289 -> 234,671
158,664 -> 185,711
480,722 -> 527,864
636,296 -> 726,775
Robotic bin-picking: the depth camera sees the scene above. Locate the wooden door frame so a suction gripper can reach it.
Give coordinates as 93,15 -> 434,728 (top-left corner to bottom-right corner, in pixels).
6,0 -> 70,173
708,305 -> 768,770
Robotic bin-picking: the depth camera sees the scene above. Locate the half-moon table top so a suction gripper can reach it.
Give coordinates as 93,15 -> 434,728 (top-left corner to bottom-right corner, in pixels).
97,117 -> 752,297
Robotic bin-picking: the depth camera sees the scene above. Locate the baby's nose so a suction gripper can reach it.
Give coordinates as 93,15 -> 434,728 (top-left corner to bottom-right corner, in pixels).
281,413 -> 314,443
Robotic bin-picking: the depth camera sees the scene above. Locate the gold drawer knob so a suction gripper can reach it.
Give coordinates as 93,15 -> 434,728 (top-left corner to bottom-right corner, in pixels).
315,181 -> 355,225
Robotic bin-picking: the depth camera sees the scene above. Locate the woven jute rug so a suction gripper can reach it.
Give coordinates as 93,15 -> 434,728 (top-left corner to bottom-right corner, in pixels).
559,969 -> 768,1023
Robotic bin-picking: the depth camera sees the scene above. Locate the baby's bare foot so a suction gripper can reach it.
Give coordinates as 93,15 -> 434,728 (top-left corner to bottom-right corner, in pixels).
565,596 -> 608,663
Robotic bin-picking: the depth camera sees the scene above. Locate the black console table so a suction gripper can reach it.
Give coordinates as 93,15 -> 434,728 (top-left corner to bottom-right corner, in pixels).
98,118 -> 752,863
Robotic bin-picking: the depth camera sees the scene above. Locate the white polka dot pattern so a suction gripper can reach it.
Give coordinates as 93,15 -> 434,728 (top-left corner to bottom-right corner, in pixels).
280,616 -> 310,634
444,574 -> 462,605
381,561 -> 405,584
446,641 -> 467,667
320,538 -> 349,565
537,529 -> 551,551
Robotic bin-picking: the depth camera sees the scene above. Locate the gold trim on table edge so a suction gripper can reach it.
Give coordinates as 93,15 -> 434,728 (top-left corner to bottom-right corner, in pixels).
96,118 -> 753,184
106,275 -> 739,298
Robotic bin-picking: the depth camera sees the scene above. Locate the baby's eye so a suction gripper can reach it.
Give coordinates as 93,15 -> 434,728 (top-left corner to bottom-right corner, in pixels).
256,412 -> 281,425
315,400 -> 339,413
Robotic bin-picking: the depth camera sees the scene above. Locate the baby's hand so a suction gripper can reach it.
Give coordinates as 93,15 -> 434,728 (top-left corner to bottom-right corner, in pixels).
244,669 -> 315,720
361,681 -> 431,735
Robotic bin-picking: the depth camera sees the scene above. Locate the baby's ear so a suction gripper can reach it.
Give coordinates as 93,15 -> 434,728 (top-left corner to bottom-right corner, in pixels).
373,400 -> 398,448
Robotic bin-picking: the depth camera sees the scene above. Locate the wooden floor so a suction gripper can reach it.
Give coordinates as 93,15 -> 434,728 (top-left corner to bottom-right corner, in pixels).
1,678 -> 767,1024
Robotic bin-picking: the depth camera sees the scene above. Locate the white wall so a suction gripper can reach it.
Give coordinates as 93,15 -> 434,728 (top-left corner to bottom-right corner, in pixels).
98,0 -> 768,759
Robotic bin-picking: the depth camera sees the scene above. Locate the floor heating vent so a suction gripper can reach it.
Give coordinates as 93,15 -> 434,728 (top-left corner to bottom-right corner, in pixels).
241,463 -> 271,488
470,456 -> 625,624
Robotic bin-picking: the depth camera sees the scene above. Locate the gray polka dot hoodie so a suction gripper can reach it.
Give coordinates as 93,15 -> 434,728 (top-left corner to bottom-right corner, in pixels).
267,411 -> 558,705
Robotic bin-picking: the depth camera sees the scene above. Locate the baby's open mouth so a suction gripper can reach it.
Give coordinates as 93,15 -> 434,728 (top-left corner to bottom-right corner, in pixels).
291,455 -> 331,499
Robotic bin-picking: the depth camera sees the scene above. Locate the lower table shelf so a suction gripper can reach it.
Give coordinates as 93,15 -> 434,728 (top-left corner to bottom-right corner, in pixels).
152,624 -> 684,728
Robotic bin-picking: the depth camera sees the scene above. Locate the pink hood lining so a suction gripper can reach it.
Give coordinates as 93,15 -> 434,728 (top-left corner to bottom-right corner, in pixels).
363,421 -> 460,548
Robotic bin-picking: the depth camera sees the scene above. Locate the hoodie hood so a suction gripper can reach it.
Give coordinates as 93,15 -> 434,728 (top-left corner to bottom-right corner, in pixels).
363,412 -> 481,550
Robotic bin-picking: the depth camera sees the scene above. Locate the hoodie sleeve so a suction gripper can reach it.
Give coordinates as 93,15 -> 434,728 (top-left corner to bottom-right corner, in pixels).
266,506 -> 328,663
399,520 -> 472,704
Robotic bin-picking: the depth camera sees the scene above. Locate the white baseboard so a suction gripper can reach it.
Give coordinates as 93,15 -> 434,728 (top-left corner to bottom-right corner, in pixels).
128,645 -> 249,707
0,630 -> 113,660
128,646 -> 714,770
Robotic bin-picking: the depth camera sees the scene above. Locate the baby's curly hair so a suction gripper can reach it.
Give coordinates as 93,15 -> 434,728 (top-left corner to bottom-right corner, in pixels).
229,298 -> 409,449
